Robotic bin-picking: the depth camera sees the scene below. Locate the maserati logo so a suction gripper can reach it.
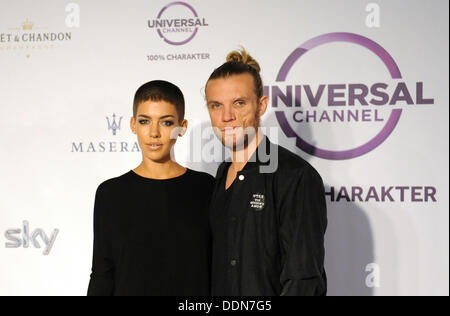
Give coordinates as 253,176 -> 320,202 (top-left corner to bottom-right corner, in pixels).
71,113 -> 140,153
106,113 -> 123,136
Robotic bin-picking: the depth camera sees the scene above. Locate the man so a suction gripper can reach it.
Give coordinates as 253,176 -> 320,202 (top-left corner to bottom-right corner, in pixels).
205,49 -> 327,296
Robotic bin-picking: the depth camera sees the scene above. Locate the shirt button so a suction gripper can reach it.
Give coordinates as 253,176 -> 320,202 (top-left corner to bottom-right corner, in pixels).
230,259 -> 237,266
238,175 -> 245,181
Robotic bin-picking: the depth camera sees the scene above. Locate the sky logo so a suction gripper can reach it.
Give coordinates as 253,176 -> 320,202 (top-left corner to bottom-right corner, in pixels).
4,221 -> 59,256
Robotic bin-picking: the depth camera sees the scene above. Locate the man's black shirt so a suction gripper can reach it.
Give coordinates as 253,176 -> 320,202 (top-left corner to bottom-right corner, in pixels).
210,137 -> 328,296
211,166 -> 235,295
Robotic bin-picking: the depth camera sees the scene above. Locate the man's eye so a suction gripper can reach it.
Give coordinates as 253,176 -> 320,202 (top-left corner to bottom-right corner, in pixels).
210,103 -> 221,109
235,101 -> 245,106
139,120 -> 149,125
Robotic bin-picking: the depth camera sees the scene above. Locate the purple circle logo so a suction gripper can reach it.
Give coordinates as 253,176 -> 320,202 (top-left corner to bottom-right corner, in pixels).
148,2 -> 208,46
274,32 -> 404,160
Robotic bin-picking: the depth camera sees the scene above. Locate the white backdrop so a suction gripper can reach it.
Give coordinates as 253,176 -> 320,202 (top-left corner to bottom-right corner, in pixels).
0,0 -> 448,296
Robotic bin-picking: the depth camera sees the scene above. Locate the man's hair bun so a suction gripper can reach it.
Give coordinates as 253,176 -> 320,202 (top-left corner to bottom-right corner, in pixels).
207,47 -> 264,100
226,48 -> 261,73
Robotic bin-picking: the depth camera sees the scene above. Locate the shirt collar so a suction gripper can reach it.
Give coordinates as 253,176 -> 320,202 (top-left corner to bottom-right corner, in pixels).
217,135 -> 277,180
241,135 -> 275,174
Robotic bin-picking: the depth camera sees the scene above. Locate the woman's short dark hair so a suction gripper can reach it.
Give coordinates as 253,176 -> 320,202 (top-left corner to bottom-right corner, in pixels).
133,80 -> 185,121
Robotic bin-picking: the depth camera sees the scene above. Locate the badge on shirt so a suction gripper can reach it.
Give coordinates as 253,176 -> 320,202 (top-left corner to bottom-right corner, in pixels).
250,193 -> 265,211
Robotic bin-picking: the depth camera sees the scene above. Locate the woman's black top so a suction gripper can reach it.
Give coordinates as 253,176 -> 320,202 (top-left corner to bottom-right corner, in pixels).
87,169 -> 214,296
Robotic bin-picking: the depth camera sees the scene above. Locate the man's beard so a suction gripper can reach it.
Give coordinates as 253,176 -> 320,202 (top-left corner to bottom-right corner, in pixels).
229,131 -> 252,152
222,116 -> 260,152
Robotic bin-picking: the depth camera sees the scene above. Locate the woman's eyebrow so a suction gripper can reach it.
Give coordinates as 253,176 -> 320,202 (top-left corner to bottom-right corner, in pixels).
137,114 -> 175,119
159,115 -> 175,119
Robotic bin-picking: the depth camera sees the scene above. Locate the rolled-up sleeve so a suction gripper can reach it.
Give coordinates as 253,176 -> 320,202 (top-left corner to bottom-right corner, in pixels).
278,166 -> 328,296
87,184 -> 115,296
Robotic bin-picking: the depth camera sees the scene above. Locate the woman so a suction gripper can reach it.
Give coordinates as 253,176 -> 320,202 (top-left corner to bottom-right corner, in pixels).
87,80 -> 214,296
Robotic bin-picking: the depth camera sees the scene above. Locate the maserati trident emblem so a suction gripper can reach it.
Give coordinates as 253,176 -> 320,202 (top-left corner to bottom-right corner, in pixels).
107,113 -> 123,136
